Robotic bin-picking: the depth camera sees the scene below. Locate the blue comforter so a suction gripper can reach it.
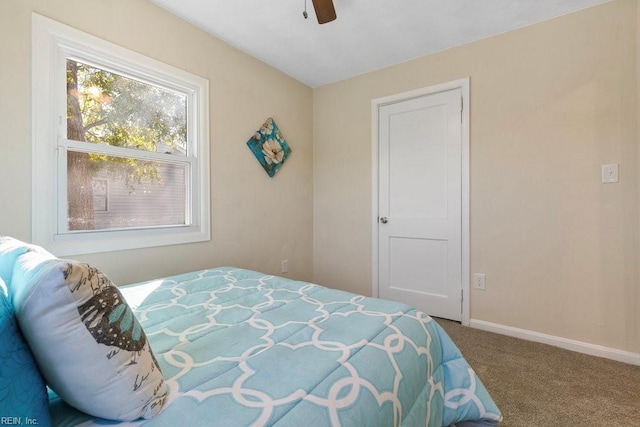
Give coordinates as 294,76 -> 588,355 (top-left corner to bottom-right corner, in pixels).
50,267 -> 501,426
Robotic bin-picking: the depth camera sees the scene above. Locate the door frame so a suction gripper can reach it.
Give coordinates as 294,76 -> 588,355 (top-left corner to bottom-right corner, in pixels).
371,78 -> 470,326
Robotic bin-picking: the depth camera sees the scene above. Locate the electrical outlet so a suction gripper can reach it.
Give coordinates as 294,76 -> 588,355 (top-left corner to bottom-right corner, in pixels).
473,273 -> 486,290
281,260 -> 288,274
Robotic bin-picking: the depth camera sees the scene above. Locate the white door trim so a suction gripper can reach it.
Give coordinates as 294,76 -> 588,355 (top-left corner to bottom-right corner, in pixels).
371,78 -> 470,326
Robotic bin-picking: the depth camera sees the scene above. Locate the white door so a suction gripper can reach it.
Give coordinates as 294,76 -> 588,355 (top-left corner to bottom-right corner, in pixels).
377,88 -> 463,321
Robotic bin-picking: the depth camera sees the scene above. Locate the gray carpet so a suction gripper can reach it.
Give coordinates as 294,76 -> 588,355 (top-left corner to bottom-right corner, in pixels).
434,318 -> 640,426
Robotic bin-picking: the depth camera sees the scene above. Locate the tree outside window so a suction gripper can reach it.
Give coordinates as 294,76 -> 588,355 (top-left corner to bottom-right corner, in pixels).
66,60 -> 188,231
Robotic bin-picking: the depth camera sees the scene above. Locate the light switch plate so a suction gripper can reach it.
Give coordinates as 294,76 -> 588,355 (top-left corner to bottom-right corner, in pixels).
601,164 -> 619,184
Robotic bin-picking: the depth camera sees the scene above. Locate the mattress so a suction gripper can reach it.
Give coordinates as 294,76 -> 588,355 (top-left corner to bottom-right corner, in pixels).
49,267 -> 501,426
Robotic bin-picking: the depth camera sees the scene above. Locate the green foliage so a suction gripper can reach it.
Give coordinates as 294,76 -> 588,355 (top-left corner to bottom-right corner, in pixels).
67,60 -> 186,190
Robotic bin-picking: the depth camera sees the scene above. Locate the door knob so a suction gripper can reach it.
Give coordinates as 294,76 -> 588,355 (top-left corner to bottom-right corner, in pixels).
379,217 -> 388,224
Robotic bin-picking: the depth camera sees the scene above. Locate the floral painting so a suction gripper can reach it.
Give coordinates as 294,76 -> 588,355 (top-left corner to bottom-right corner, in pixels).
246,117 -> 292,177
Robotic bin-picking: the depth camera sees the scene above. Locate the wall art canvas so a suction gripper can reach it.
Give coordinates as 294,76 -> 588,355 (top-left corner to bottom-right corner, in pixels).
246,117 -> 292,177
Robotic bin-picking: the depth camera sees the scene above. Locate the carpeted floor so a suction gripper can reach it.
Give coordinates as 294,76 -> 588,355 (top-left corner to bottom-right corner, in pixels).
434,318 -> 640,426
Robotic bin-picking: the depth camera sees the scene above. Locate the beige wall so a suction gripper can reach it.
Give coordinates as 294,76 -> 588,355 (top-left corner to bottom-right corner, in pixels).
0,0 -> 314,285
313,0 -> 640,353
636,0 -> 640,354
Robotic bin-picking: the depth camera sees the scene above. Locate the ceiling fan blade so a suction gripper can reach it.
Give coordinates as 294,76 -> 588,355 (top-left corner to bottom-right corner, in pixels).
311,0 -> 337,24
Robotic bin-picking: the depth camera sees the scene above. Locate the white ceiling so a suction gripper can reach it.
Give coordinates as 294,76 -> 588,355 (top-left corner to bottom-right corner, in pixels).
149,0 -> 611,88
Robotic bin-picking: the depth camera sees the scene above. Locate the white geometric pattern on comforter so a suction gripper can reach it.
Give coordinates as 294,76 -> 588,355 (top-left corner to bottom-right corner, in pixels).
49,268 -> 501,427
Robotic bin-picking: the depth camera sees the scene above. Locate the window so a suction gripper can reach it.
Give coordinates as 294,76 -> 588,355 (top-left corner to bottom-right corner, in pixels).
92,179 -> 109,213
32,14 -> 210,255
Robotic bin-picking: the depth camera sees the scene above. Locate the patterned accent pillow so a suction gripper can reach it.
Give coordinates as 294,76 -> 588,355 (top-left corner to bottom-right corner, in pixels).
0,277 -> 52,426
0,235 -> 53,285
10,251 -> 167,421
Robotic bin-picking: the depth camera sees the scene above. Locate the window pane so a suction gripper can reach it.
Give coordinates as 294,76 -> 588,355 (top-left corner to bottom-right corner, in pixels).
66,59 -> 187,156
67,151 -> 187,231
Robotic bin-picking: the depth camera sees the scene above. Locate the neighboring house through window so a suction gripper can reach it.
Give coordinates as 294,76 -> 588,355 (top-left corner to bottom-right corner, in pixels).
32,13 -> 210,255
92,178 -> 109,213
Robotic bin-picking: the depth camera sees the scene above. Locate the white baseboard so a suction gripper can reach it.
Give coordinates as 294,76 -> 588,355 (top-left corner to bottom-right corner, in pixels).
469,319 -> 640,366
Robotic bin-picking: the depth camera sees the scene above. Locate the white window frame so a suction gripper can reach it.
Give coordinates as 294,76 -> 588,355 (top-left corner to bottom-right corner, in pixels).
32,13 -> 210,256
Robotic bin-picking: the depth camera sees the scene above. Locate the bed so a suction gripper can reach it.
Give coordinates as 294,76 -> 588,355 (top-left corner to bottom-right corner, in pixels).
45,267 -> 501,426
0,238 -> 502,427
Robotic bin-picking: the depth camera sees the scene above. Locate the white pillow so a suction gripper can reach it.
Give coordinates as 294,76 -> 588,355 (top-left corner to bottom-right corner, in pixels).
10,250 -> 167,421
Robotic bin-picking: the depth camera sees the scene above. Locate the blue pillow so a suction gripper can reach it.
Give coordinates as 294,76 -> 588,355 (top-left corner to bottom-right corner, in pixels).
0,277 -> 52,426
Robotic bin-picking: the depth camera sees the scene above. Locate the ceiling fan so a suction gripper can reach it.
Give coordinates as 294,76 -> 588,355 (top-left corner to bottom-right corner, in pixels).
304,0 -> 337,24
